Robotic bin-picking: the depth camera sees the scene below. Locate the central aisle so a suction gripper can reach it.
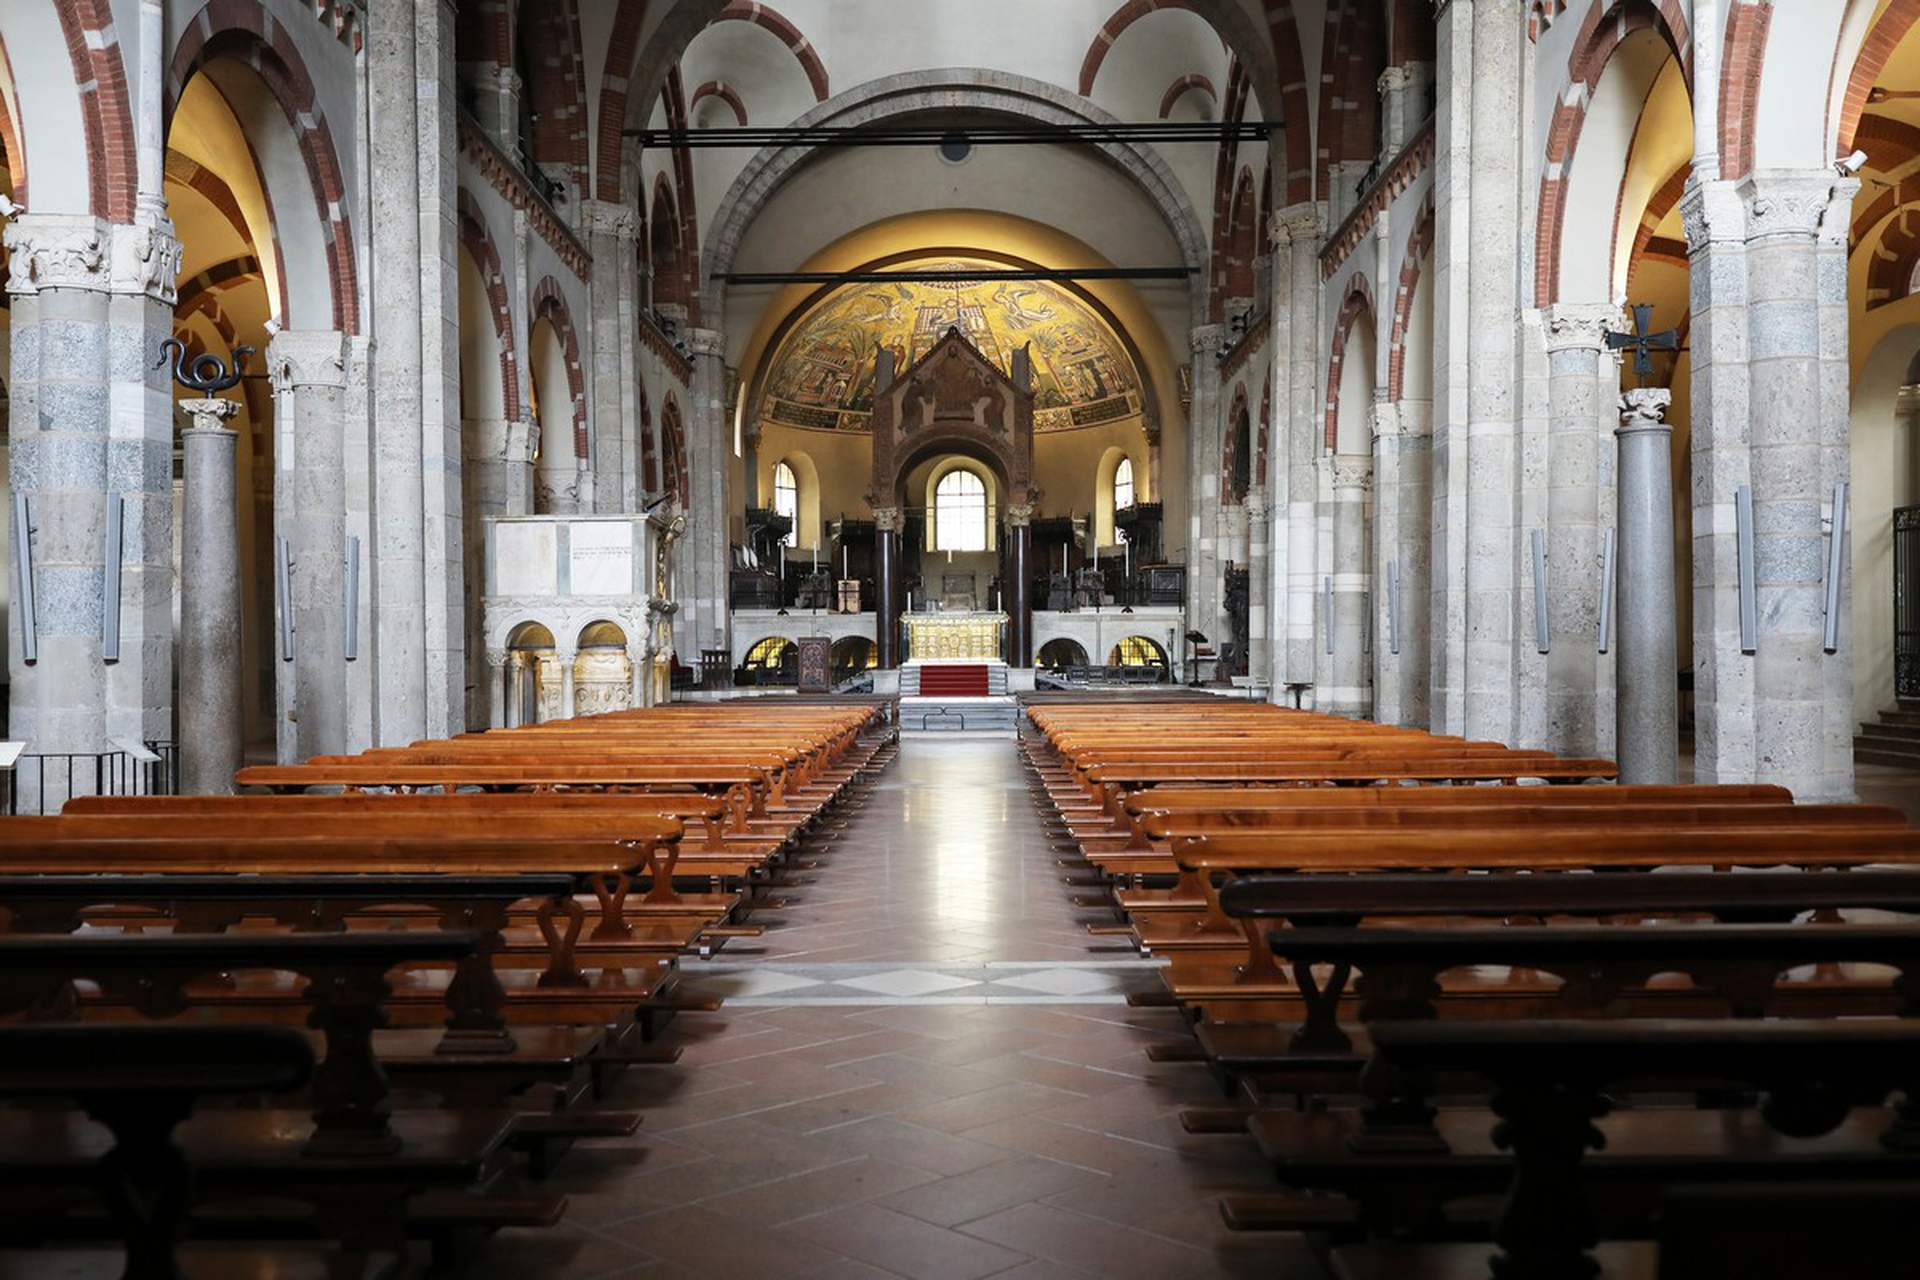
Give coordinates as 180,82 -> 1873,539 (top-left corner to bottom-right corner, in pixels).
471,733 -> 1322,1280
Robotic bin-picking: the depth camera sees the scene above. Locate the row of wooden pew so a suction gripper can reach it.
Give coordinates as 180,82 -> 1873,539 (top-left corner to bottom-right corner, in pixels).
0,700 -> 898,1278
1022,700 -> 1920,1278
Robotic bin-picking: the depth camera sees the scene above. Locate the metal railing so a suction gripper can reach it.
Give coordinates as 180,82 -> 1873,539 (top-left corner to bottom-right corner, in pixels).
4,741 -> 176,815
1897,506 -> 1920,700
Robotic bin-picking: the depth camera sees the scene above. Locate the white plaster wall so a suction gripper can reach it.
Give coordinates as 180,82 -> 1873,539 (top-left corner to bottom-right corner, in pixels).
0,2 -> 97,215
1849,312 -> 1920,725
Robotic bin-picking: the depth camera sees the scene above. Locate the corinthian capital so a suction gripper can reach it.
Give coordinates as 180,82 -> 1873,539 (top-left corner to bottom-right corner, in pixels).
1740,171 -> 1856,245
578,199 -> 641,241
683,326 -> 727,359
1268,204 -> 1324,249
1541,303 -> 1622,354
266,330 -> 351,392
1617,387 -> 1673,432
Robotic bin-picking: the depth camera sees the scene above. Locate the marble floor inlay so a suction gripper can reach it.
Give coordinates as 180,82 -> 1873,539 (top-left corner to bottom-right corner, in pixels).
677,960 -> 1170,1006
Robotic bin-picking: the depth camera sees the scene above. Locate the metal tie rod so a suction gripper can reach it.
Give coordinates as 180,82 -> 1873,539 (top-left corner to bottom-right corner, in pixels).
623,122 -> 1272,148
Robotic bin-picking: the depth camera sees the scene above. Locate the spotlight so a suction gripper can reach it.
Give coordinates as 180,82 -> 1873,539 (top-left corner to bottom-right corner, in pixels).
1838,149 -> 1869,176
263,315 -> 282,336
0,194 -> 22,218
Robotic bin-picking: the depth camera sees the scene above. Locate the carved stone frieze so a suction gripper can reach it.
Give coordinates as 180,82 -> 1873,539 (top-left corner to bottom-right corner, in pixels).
1739,172 -> 1857,246
4,214 -> 184,303
684,326 -> 727,359
1331,454 -> 1375,492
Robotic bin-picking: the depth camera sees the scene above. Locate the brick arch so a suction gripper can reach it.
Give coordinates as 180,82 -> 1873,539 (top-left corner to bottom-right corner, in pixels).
458,188 -> 523,422
1836,0 -> 1920,161
168,6 -> 361,334
1215,164 -> 1259,314
518,0 -> 590,200
1623,161 -> 1691,295
1324,273 -> 1376,450
1223,382 -> 1253,502
1255,370 -> 1273,490
1159,73 -> 1217,119
1718,0 -> 1771,181
1866,208 -> 1920,309
456,0 -> 514,66
530,276 -> 588,461
639,383 -> 659,495
1392,0 -> 1435,64
1263,1 -> 1316,205
661,393 -> 689,503
54,0 -> 135,220
593,0 -> 731,204
1317,0 -> 1388,196
0,44 -> 27,206
1206,62 -> 1253,322
1535,0 -> 1694,305
691,79 -> 749,125
648,172 -> 691,314
713,2 -> 827,101
1387,192 -> 1435,402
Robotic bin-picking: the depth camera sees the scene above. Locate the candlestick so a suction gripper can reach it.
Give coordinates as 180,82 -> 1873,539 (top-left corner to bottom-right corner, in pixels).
842,546 -> 849,578
907,591 -> 914,613
812,542 -> 818,571
1094,540 -> 1099,568
1124,541 -> 1130,576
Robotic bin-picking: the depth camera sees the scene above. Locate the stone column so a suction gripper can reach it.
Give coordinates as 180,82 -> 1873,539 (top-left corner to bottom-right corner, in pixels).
1616,388 -> 1677,783
581,201 -> 642,513
558,646 -> 577,721
1371,403 -> 1431,728
1685,171 -> 1858,799
1378,63 -> 1436,161
1269,206 -> 1325,695
4,213 -> 181,806
1007,503 -> 1033,666
1246,487 -> 1271,686
485,650 -> 509,728
683,327 -> 731,661
874,505 -> 900,668
1186,324 -> 1226,641
418,0 -> 467,739
367,0 -> 428,745
1541,305 -> 1621,757
178,399 -> 243,794
1328,456 -> 1373,716
1428,0 -> 1472,733
267,330 -> 351,763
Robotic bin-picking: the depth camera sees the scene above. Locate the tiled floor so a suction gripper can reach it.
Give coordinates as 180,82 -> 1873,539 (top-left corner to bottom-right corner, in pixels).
467,738 -> 1325,1280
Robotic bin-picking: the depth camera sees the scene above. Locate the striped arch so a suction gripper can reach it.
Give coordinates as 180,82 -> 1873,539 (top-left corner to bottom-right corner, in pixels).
1835,0 -> 1920,161
1534,0 -> 1694,305
1623,162 -> 1691,294
55,0 -> 135,219
1263,1 -> 1317,205
168,5 -> 361,334
458,188 -> 523,422
456,0 -> 513,66
1393,0 -> 1436,63
713,2 -> 828,101
593,0 -> 731,204
1317,0 -> 1388,196
520,0 -> 590,200
639,384 -> 658,495
691,79 -> 750,125
661,394 -> 690,503
1255,370 -> 1273,490
530,276 -> 588,461
0,42 -> 26,205
1324,273 -> 1376,450
1387,192 -> 1435,402
1158,73 -> 1217,119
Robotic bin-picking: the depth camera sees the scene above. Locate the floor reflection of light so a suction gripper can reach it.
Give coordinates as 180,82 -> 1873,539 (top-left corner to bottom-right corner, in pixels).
928,776 -> 1004,927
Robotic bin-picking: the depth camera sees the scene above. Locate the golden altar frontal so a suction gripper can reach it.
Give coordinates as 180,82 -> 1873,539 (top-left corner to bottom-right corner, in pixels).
904,612 -> 1006,661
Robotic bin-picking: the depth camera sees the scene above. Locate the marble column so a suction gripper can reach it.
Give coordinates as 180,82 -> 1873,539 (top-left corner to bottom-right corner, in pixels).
1186,324 -> 1226,642
558,647 -> 577,721
1428,0 -> 1472,733
874,505 -> 900,668
1269,206 -> 1325,696
1684,171 -> 1858,800
683,327 -> 731,661
1328,456 -> 1373,717
1541,305 -> 1622,757
267,330 -> 351,763
1246,487 -> 1271,687
1008,503 -> 1033,666
1616,388 -> 1677,784
179,399 -> 243,795
366,0 -> 428,745
581,200 -> 642,513
1371,402 -> 1433,728
4,213 -> 181,807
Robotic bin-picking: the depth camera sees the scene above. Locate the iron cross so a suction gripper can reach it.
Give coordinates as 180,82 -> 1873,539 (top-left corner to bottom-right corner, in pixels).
1606,304 -> 1681,386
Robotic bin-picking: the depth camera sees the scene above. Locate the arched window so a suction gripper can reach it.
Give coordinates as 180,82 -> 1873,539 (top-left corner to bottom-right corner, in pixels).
773,460 -> 799,546
934,468 -> 988,552
1114,456 -> 1135,515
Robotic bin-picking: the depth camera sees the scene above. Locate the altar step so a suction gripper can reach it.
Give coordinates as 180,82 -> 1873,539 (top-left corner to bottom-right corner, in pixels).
899,662 -> 1007,698
898,695 -> 1019,735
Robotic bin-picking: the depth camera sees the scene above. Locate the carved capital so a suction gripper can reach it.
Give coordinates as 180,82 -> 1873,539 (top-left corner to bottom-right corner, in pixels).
1245,487 -> 1270,519
1268,204 -> 1324,248
683,326 -> 727,359
4,214 -> 106,296
1680,177 -> 1746,254
485,648 -> 510,669
1541,303 -> 1622,354
577,199 -> 640,241
1189,324 -> 1227,355
1368,402 -> 1400,439
266,329 -> 351,392
1617,387 -> 1673,432
113,220 -> 185,304
1331,454 -> 1374,492
871,505 -> 903,533
1378,65 -> 1412,94
1739,171 -> 1854,245
1006,503 -> 1034,528
179,397 -> 243,433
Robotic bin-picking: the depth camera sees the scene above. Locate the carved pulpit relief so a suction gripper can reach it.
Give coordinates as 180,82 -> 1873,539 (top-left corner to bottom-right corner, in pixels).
909,342 -> 1001,432
871,327 -> 1036,512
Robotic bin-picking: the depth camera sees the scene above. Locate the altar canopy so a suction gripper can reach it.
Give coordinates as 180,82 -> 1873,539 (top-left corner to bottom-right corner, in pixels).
904,613 -> 1007,661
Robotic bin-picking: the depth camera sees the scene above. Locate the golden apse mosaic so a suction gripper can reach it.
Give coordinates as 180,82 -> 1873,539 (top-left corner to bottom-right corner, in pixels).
758,259 -> 1143,434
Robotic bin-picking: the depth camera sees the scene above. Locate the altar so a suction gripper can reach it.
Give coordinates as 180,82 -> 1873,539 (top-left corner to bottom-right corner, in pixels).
903,612 -> 1007,661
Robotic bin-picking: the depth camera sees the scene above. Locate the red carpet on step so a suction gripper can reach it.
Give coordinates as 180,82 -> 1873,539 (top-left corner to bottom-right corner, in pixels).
916,665 -> 990,696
